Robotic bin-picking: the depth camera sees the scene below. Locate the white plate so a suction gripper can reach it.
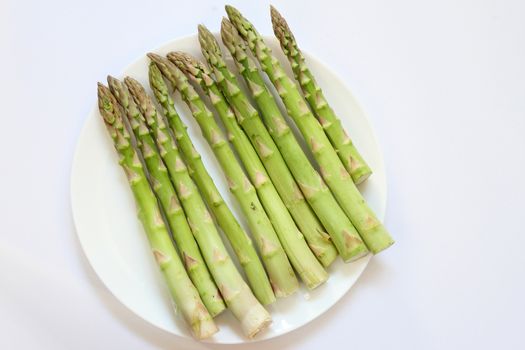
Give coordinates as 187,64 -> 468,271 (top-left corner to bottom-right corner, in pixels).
71,34 -> 386,344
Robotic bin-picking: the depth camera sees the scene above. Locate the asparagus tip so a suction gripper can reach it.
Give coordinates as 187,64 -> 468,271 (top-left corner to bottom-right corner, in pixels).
97,82 -> 111,100
148,61 -> 167,95
220,16 -> 233,34
270,4 -> 286,27
168,51 -> 199,69
198,24 -> 215,43
107,76 -> 129,108
198,24 -> 222,62
107,75 -> 122,94
224,4 -> 237,17
270,5 -> 290,41
197,24 -> 208,37
147,52 -> 165,65
220,16 -> 239,49
225,5 -> 244,27
225,5 -> 256,39
123,76 -> 140,93
269,5 -> 281,25
97,83 -> 118,124
148,53 -> 175,80
167,51 -> 186,71
167,50 -> 186,61
168,52 -> 210,86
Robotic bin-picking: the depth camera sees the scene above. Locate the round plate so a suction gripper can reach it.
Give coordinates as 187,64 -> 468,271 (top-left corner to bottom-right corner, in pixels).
71,34 -> 386,344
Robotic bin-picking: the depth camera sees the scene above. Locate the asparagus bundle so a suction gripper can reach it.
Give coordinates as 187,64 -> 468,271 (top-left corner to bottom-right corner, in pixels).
184,26 -> 338,267
123,77 -> 272,338
270,6 -> 371,184
220,18 -> 368,261
97,84 -> 218,339
149,54 -> 299,297
226,5 -> 394,254
169,51 -> 328,289
148,63 -> 276,306
108,77 -> 225,316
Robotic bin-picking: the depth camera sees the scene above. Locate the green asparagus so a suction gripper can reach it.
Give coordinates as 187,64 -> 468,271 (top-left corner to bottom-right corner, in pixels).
148,63 -> 276,306
271,6 -> 371,184
169,51 -> 328,289
97,84 -> 218,339
226,5 -> 394,254
125,76 -> 272,337
148,53 -> 298,297
220,18 -> 369,261
188,27 -> 338,267
108,76 -> 225,316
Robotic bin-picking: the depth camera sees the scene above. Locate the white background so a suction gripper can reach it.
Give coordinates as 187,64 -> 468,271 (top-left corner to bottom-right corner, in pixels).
2,0 -> 524,349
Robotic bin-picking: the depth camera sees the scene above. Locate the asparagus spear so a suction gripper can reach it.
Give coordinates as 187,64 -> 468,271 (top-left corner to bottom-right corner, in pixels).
97,84 -> 217,339
169,51 -> 328,289
220,18 -> 369,261
270,6 -> 371,184
148,53 -> 299,297
226,5 -> 394,254
186,27 -> 338,267
108,76 -> 225,317
124,77 -> 272,337
148,63 -> 276,305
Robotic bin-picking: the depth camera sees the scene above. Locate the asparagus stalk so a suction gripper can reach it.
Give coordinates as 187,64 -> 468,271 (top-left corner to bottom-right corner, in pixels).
226,5 -> 394,254
108,77 -> 225,317
270,6 -> 371,184
148,63 -> 276,305
124,77 -> 272,337
220,18 -> 369,261
97,84 -> 217,339
169,51 -> 328,289
148,53 -> 299,297
187,27 -> 338,267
